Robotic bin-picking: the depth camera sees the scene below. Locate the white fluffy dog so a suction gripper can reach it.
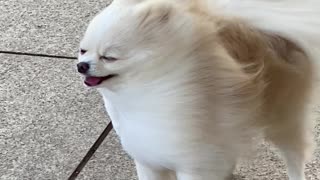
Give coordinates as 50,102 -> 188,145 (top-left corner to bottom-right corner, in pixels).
77,0 -> 320,179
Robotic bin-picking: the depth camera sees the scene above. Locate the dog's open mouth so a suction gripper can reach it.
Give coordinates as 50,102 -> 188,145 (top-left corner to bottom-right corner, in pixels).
84,74 -> 117,87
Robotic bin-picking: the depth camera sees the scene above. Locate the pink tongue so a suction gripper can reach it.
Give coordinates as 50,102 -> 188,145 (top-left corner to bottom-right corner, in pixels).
85,77 -> 103,86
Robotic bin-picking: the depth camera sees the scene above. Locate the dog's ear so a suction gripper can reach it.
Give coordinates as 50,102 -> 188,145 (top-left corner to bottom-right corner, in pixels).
135,1 -> 174,30
116,0 -> 146,3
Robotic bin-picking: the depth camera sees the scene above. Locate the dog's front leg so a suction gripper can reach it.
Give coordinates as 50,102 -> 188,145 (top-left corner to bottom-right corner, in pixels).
176,165 -> 235,180
135,161 -> 176,180
176,172 -> 230,180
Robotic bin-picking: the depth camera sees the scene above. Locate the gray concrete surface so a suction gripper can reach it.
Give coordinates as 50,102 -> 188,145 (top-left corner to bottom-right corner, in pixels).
0,0 -> 319,180
0,0 -> 111,56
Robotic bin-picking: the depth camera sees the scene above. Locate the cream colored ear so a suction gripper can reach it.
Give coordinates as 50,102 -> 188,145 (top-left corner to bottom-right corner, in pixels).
115,0 -> 147,5
135,1 -> 173,29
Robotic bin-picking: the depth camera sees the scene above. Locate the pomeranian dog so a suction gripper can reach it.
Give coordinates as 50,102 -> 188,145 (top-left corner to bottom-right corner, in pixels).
77,0 -> 320,179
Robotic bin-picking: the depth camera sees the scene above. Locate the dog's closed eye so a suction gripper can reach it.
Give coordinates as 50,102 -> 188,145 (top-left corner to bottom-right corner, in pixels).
101,56 -> 118,62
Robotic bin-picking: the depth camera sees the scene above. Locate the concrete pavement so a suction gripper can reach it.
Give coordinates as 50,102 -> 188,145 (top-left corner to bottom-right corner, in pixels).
0,0 -> 319,179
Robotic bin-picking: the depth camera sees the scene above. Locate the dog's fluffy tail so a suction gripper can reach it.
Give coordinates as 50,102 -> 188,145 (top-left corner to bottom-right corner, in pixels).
215,0 -> 320,61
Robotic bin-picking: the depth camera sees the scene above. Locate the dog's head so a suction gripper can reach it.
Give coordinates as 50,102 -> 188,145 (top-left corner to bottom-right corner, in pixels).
77,0 -> 206,90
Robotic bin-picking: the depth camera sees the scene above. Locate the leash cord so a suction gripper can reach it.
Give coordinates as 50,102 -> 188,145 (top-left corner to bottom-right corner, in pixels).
68,122 -> 113,180
0,50 -> 77,60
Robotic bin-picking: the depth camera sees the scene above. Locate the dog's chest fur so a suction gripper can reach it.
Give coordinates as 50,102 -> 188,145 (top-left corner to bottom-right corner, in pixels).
96,69 -> 254,171
99,88 -> 189,167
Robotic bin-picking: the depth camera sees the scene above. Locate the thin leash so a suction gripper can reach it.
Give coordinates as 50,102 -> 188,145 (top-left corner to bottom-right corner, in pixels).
0,50 -> 114,179
0,50 -> 78,60
68,122 -> 113,180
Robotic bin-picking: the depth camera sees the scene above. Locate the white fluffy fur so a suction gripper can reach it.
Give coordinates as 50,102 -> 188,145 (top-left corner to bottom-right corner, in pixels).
78,0 -> 319,179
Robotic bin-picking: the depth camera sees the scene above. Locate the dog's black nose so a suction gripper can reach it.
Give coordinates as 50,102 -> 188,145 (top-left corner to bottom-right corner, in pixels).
77,62 -> 90,74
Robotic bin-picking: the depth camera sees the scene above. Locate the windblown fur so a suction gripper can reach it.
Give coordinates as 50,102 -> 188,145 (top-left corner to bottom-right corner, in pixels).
78,0 -> 320,179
